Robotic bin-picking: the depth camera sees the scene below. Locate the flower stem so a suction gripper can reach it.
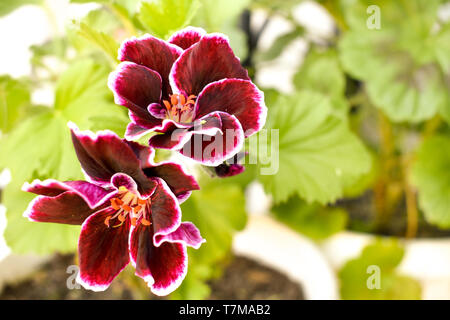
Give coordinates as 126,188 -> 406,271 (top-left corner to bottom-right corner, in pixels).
374,109 -> 395,229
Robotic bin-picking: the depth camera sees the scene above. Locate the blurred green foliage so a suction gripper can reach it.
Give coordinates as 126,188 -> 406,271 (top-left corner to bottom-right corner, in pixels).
339,239 -> 422,299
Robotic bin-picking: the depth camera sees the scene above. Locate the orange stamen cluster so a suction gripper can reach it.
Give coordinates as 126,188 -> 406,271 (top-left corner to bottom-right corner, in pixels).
162,93 -> 196,122
104,187 -> 151,228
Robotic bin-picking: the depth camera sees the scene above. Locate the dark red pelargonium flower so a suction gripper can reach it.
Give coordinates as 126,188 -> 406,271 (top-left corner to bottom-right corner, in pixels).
108,26 -> 267,166
22,123 -> 203,295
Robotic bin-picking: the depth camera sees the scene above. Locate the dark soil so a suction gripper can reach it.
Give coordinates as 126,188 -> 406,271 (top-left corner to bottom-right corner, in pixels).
0,254 -> 304,300
208,256 -> 304,300
337,191 -> 450,238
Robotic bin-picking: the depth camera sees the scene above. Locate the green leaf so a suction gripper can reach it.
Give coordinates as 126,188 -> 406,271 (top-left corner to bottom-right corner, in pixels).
272,196 -> 348,240
0,0 -> 42,17
338,0 -> 448,123
411,135 -> 450,228
294,49 -> 345,101
138,0 -> 201,39
76,22 -> 120,63
293,49 -> 348,119
0,59 -> 127,254
170,177 -> 247,299
339,239 -> 421,300
194,0 -> 250,30
258,91 -> 371,204
0,76 -> 31,133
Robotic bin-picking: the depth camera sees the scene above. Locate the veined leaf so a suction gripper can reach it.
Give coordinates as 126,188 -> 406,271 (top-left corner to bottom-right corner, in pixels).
138,0 -> 201,39
258,90 -> 371,204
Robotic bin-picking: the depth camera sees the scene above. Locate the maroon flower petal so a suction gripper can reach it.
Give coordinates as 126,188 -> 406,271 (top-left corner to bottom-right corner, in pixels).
63,181 -> 114,207
148,103 -> 166,119
215,163 -> 245,177
23,191 -> 97,225
147,114 -> 223,151
150,178 -> 181,237
180,112 -> 245,166
143,162 -> 199,201
125,111 -> 162,140
108,62 -> 163,123
170,33 -> 250,96
124,140 -> 155,169
111,173 -> 157,199
22,179 -> 114,224
69,124 -> 155,195
129,224 -> 187,296
119,34 -> 182,99
194,79 -> 267,136
154,222 -> 205,249
147,120 -> 193,150
168,26 -> 206,50
77,208 -> 131,291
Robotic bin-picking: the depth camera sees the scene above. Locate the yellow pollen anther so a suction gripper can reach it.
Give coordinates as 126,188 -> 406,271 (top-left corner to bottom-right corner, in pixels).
118,186 -> 128,193
104,216 -> 112,227
163,100 -> 171,111
131,218 -> 137,226
122,204 -> 132,212
133,205 -> 142,213
138,198 -> 147,205
118,214 -> 125,222
110,198 -> 121,210
179,94 -> 186,105
141,218 -> 151,226
170,95 -> 178,105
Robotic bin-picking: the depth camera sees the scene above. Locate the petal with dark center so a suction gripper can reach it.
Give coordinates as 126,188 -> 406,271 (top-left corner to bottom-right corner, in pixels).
143,162 -> 199,201
179,112 -> 245,166
150,178 -> 181,236
147,120 -> 193,150
22,189 -> 99,226
124,140 -> 155,169
168,26 -> 206,50
22,179 -> 114,224
194,79 -> 267,136
111,173 -> 157,199
108,62 -> 162,122
170,33 -> 250,96
148,103 -> 167,119
119,34 -> 182,99
147,114 -> 223,151
154,222 -> 205,249
129,224 -> 187,296
69,124 -> 154,194
125,111 -> 162,140
77,208 -> 131,291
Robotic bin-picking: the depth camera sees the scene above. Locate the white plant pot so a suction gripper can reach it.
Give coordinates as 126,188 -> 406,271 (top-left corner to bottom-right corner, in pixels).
320,231 -> 450,300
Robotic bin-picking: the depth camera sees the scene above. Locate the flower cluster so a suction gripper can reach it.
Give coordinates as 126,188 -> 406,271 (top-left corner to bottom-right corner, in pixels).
23,27 -> 266,295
